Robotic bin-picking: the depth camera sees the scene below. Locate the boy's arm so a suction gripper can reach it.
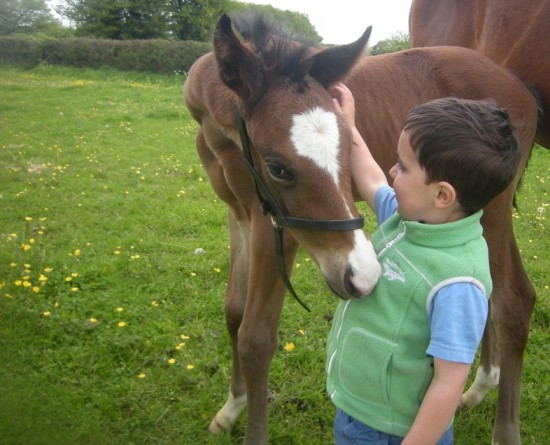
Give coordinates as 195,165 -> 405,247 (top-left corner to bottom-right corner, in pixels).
403,358 -> 471,445
349,126 -> 389,211
330,83 -> 388,211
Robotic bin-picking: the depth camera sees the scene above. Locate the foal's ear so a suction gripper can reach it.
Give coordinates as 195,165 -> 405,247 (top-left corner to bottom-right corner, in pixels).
307,26 -> 372,88
214,14 -> 266,107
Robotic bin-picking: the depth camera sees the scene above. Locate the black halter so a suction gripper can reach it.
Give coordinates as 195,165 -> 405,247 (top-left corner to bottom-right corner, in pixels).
235,107 -> 365,311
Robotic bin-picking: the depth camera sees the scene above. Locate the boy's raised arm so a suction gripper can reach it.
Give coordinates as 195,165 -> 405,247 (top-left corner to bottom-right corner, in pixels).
331,83 -> 388,211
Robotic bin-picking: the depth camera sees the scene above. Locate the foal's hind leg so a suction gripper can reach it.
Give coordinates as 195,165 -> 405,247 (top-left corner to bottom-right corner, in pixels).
461,315 -> 500,408
209,213 -> 250,433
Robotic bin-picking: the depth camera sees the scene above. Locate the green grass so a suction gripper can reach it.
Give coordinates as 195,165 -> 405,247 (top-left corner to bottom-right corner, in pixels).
0,65 -> 548,445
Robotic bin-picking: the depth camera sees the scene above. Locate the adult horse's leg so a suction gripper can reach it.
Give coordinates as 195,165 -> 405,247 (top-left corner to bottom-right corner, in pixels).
239,218 -> 299,445
493,237 -> 535,445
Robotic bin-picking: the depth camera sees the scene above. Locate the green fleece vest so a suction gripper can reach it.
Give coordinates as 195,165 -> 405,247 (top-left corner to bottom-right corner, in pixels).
326,210 -> 492,437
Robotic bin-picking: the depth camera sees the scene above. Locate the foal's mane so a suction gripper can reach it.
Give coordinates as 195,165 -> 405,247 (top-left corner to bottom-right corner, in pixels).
231,13 -> 318,87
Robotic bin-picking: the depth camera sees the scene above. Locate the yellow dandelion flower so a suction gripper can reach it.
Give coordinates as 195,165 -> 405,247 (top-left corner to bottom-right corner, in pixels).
283,342 -> 295,352
15,280 -> 22,286
32,286 -> 40,293
65,276 -> 73,282
54,302 -> 59,308
43,311 -> 51,317
44,267 -> 53,273
10,263 -> 17,268
181,335 -> 190,340
74,249 -> 80,256
22,281 -> 32,288
151,300 -> 159,307
24,263 -> 31,268
29,238 -> 35,244
89,318 -> 98,323
186,364 -> 194,370
38,274 -> 48,283
190,272 -> 196,277
114,250 -> 120,255
22,244 -> 31,251
168,358 -> 176,365
137,373 -> 146,379
71,272 -> 78,278
298,329 -> 305,335
116,307 -> 124,312
25,217 -> 33,221
71,287 -> 78,292
117,321 -> 126,328
176,343 -> 186,350
214,267 -> 221,273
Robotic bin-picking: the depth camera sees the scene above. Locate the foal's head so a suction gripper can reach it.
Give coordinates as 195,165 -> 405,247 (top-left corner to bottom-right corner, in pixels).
214,14 -> 380,298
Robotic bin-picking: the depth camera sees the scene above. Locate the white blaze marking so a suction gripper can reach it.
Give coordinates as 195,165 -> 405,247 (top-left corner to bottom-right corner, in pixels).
290,107 -> 341,185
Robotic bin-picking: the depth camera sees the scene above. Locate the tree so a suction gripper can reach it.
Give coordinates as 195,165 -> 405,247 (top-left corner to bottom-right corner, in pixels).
54,0 -> 321,42
168,0 -> 235,41
57,0 -> 170,39
0,0 -> 61,35
370,31 -> 410,55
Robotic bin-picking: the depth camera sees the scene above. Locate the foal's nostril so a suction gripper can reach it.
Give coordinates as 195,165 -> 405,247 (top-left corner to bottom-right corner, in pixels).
344,267 -> 363,299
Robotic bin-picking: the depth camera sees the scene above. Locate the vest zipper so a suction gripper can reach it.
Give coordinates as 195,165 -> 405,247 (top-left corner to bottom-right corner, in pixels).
378,227 -> 406,257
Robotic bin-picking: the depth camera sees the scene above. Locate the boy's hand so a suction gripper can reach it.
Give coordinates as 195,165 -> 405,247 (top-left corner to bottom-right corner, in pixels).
330,83 -> 356,128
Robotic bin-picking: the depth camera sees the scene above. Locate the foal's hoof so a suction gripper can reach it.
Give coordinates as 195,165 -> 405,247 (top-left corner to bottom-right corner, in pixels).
208,415 -> 232,434
460,391 -> 482,408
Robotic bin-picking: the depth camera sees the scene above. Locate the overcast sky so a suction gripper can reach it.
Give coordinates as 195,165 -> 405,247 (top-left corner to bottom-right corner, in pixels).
243,0 -> 413,44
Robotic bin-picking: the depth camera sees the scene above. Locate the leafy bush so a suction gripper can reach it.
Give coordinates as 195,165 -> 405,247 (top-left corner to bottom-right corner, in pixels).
0,36 -> 211,74
0,37 -> 42,68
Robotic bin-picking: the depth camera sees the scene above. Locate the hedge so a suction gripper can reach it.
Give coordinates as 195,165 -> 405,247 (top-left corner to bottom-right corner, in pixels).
0,36 -> 212,75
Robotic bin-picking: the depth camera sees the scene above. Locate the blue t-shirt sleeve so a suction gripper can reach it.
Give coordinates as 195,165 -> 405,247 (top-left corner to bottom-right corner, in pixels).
374,185 -> 397,226
427,282 -> 488,364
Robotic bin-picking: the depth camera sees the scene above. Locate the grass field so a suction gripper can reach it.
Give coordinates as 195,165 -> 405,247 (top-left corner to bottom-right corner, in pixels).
0,65 -> 548,445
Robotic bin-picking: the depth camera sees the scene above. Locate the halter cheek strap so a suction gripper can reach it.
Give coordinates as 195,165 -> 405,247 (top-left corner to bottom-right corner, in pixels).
235,106 -> 364,311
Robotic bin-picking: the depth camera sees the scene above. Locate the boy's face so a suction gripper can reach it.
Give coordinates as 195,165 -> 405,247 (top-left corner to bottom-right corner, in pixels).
389,131 -> 441,223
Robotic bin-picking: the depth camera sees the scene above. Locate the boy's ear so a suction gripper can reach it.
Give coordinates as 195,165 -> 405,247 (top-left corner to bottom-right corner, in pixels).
434,181 -> 457,209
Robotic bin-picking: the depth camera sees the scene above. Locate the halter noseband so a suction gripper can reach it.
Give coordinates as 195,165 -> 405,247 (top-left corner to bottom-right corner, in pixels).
235,107 -> 365,311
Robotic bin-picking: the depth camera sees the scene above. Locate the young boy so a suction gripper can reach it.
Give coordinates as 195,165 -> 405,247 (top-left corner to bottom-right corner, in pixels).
326,83 -> 521,445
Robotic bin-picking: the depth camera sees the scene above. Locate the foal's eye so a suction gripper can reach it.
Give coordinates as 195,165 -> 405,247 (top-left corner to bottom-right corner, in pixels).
266,162 -> 293,182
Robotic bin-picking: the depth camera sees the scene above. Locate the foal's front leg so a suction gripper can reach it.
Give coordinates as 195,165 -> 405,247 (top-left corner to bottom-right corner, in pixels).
240,223 -> 298,445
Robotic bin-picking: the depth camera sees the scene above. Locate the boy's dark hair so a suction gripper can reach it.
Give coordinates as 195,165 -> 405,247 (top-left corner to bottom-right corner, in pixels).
403,97 -> 521,214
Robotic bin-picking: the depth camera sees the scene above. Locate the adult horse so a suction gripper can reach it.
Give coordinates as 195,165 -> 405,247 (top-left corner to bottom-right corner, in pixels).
184,14 -> 538,445
409,0 -> 550,150
410,2 -> 547,443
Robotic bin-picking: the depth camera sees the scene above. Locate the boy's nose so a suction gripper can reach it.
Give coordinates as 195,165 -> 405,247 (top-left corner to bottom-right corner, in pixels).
389,164 -> 398,178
